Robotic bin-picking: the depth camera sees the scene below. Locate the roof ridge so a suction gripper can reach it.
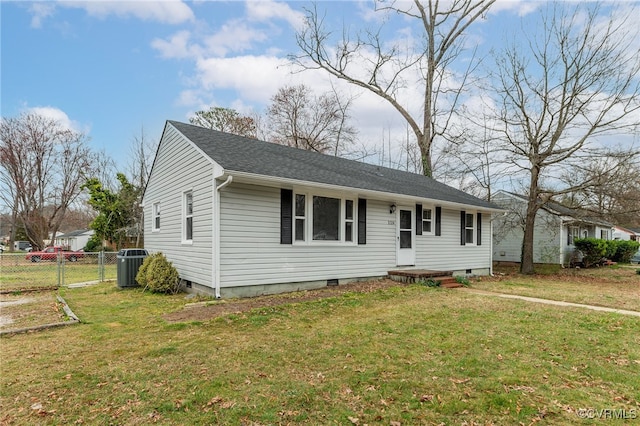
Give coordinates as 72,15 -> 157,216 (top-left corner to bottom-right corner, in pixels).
167,120 -> 500,210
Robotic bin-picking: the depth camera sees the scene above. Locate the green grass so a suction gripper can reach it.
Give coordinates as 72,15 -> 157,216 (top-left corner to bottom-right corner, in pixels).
1,280 -> 639,425
475,265 -> 640,312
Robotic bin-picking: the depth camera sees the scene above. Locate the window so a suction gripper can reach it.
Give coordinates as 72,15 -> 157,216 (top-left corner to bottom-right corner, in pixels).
568,226 -> 580,245
282,191 -> 356,244
422,208 -> 433,234
313,196 -> 341,240
600,230 -> 609,240
152,202 -> 161,231
465,213 -> 475,244
295,194 -> 306,241
345,200 -> 354,242
184,191 -> 193,242
460,210 -> 477,245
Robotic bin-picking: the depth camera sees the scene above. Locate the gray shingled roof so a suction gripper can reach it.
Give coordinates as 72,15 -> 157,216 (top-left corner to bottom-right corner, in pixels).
499,191 -> 613,226
169,120 -> 499,210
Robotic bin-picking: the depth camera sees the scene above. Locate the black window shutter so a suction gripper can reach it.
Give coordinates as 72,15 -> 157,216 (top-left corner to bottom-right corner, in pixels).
435,206 -> 442,236
280,189 -> 292,244
477,212 -> 482,246
416,204 -> 423,235
460,210 -> 466,245
358,198 -> 367,245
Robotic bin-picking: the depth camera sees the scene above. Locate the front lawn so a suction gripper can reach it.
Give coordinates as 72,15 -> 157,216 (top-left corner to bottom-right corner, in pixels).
475,265 -> 640,312
1,278 -> 638,425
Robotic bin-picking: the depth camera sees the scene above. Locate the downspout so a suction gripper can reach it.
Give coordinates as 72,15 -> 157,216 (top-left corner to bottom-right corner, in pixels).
214,176 -> 233,298
560,219 -> 565,267
490,214 -> 494,276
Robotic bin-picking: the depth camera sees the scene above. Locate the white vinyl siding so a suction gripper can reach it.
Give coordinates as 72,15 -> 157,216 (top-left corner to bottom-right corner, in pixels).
219,183 -> 395,288
492,192 -> 563,265
143,124 -> 214,287
415,208 -> 491,271
219,182 -> 493,288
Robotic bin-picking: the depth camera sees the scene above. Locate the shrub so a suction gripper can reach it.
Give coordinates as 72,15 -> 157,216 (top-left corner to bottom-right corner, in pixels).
573,238 -> 608,268
610,240 -> 640,263
419,279 -> 440,287
84,235 -> 106,252
455,276 -> 471,286
136,252 -> 180,294
603,240 -> 617,260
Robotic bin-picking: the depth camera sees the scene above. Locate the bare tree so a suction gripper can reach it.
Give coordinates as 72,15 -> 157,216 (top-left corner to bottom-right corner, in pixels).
189,107 -> 257,138
561,159 -> 640,228
437,107 -> 519,200
266,84 -> 357,155
0,113 -> 97,250
488,3 -> 640,273
126,126 -> 158,247
291,0 -> 496,177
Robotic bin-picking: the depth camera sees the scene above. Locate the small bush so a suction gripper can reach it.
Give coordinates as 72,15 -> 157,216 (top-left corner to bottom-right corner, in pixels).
136,252 -> 180,294
573,238 -> 608,268
419,279 -> 440,288
84,235 -> 106,252
610,240 -> 640,263
455,276 -> 471,286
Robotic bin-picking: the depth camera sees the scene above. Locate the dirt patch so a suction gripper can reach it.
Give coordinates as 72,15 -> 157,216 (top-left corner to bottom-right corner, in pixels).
0,290 -> 65,331
163,279 -> 403,323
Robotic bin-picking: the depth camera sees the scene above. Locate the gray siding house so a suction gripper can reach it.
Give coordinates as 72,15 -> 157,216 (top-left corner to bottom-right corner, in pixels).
492,191 -> 614,266
55,229 -> 94,251
143,121 -> 502,298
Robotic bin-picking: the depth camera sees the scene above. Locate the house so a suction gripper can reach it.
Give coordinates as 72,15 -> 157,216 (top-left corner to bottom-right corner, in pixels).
612,225 -> 637,241
142,121 -> 502,298
492,191 -> 614,266
55,229 -> 94,251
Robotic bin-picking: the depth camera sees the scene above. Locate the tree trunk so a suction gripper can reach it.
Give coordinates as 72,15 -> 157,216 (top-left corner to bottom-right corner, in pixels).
520,168 -> 541,274
520,199 -> 538,274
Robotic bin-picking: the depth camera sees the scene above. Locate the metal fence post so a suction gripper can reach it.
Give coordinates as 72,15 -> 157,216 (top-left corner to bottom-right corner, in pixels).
57,254 -> 61,288
99,251 -> 104,282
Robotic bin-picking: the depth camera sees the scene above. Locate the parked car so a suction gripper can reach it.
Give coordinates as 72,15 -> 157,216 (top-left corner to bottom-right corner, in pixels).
631,249 -> 640,264
25,246 -> 84,262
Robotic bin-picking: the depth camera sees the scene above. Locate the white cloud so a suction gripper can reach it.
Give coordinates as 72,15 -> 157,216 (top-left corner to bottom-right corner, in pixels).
31,0 -> 195,26
28,3 -> 56,28
203,20 -> 269,57
26,106 -> 89,134
491,0 -> 541,17
151,30 -> 202,59
245,0 -> 305,29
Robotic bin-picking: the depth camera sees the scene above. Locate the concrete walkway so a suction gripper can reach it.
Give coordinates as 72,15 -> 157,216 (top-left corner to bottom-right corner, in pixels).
460,288 -> 640,317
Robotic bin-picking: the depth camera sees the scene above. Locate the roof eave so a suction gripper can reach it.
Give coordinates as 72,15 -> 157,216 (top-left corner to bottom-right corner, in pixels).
222,170 -> 504,213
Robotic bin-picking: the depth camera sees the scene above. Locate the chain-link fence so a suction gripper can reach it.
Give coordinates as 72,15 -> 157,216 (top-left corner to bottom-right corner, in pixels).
0,251 -> 118,291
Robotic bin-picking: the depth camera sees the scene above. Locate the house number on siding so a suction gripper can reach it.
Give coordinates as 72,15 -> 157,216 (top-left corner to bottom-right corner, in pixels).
388,220 -> 395,225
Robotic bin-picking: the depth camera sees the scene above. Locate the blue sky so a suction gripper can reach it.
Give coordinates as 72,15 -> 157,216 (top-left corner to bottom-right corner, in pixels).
1,1 -> 635,173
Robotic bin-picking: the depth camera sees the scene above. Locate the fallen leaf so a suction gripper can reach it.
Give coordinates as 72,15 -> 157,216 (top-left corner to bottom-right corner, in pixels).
348,416 -> 359,424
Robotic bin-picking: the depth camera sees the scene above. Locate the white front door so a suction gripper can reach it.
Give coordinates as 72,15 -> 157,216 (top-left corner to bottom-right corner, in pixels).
396,207 -> 415,266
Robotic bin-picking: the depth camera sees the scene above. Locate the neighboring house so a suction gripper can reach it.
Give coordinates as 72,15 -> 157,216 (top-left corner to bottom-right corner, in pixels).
55,229 -> 94,251
612,225 -> 637,241
492,191 -> 614,266
143,121 -> 502,298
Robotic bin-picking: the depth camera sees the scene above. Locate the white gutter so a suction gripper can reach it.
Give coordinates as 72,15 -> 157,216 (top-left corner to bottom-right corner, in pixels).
213,175 -> 233,298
